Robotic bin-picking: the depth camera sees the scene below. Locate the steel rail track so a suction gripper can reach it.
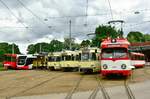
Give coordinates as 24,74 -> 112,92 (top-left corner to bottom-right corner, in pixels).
88,75 -> 110,99
0,71 -> 57,92
65,75 -> 84,99
97,76 -> 110,99
124,80 -> 135,99
7,72 -> 65,99
88,75 -> 100,99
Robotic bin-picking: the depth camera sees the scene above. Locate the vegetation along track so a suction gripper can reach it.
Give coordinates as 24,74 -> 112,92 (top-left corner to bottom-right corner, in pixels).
7,72 -> 65,99
65,74 -> 84,99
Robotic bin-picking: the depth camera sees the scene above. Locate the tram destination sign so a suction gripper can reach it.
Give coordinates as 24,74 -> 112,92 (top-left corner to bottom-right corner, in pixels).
107,44 -> 128,48
107,44 -> 121,47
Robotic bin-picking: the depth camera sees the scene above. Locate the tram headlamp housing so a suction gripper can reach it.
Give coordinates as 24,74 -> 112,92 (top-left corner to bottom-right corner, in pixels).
111,39 -> 116,43
121,64 -> 126,69
103,64 -> 108,69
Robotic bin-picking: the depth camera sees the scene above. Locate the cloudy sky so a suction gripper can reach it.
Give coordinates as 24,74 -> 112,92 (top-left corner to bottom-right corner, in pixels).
0,0 -> 149,53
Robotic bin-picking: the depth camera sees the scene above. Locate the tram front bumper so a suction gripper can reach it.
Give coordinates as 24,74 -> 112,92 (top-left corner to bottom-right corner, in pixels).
101,70 -> 132,76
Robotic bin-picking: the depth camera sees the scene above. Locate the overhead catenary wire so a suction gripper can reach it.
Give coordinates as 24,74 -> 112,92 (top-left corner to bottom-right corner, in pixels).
17,0 -> 52,29
107,0 -> 113,20
0,0 -> 43,39
0,0 -> 27,28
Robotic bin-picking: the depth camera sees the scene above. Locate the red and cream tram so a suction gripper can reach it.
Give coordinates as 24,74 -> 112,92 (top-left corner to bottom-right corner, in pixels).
100,37 -> 135,76
131,52 -> 145,68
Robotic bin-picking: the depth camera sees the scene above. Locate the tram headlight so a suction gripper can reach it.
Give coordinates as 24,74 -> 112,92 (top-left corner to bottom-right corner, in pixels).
103,64 -> 108,69
121,64 -> 126,69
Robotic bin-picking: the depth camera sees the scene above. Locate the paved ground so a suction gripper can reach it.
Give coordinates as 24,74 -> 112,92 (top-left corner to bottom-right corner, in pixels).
0,67 -> 150,99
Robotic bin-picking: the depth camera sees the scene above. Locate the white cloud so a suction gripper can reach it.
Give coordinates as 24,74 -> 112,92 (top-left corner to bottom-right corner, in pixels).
0,0 -> 149,53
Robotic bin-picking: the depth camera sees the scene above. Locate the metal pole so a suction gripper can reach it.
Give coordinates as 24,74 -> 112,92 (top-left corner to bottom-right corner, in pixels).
69,20 -> 72,50
40,43 -> 42,53
107,0 -> 113,20
12,43 -> 14,54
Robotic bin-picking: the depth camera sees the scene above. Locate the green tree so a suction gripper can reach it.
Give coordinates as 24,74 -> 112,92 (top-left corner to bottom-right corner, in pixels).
63,38 -> 76,50
0,43 -> 20,61
27,40 -> 65,54
49,40 -> 64,52
144,34 -> 150,41
80,40 -> 91,47
91,25 -> 120,47
127,31 -> 145,43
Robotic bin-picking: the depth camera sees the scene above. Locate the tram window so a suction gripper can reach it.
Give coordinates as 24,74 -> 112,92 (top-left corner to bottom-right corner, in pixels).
136,55 -> 139,60
102,49 -> 113,58
102,48 -> 127,58
17,56 -> 27,65
91,53 -> 96,60
62,56 -> 65,61
114,49 -> 127,58
56,57 -> 61,61
25,58 -> 34,65
81,53 -> 89,60
76,55 -> 79,61
79,53 -> 81,61
71,54 -> 74,60
65,55 -> 71,61
140,56 -> 144,60
131,55 -> 135,60
48,57 -> 54,61
18,59 -> 26,65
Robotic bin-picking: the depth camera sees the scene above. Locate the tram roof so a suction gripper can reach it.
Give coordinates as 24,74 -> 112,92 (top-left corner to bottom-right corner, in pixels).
131,52 -> 144,56
101,38 -> 130,48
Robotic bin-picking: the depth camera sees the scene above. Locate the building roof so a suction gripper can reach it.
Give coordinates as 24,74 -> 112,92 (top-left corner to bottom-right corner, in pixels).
131,42 -> 150,46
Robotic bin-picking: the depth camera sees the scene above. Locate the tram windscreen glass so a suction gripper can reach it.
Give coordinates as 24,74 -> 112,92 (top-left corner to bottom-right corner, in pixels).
81,53 -> 89,60
56,57 -> 61,61
17,56 -> 27,65
102,48 -> 127,58
25,58 -> 34,65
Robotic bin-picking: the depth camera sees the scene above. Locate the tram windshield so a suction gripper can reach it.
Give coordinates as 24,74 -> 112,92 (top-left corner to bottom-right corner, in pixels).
81,53 -> 89,60
102,48 -> 127,58
17,56 -> 27,65
25,58 -> 34,66
81,53 -> 96,61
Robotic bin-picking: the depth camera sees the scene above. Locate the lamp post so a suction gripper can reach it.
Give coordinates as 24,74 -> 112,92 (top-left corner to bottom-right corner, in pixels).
69,20 -> 72,50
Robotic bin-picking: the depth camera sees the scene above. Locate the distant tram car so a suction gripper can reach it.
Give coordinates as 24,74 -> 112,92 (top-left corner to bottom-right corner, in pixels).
32,52 -> 48,69
61,50 -> 80,71
3,54 -> 17,69
79,47 -> 101,73
17,54 -> 37,70
100,38 -> 135,76
131,52 -> 145,68
47,52 -> 62,70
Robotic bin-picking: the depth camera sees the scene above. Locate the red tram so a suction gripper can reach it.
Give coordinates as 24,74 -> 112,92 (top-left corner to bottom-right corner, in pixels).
100,37 -> 145,76
3,54 -> 17,69
131,52 -> 145,68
